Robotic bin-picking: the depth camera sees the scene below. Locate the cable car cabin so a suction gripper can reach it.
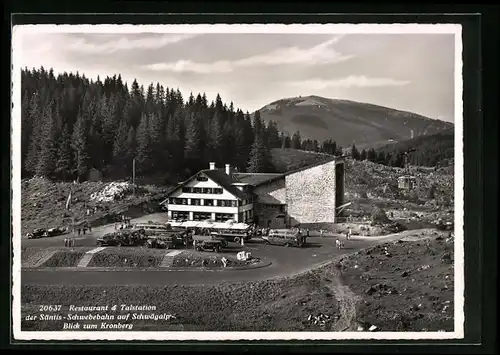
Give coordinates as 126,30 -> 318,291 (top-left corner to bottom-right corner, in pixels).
398,175 -> 417,190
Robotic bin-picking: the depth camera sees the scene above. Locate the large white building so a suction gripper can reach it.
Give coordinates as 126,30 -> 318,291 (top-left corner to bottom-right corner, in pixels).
160,158 -> 346,228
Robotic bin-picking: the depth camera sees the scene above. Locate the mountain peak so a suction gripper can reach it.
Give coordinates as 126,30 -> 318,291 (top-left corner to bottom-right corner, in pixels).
255,96 -> 453,149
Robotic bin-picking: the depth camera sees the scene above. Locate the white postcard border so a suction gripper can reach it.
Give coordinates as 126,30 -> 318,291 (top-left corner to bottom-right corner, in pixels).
12,22 -> 464,341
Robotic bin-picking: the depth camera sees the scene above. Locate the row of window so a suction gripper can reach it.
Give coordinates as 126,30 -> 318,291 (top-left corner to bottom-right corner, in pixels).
170,211 -> 236,222
168,198 -> 240,207
182,187 -> 224,194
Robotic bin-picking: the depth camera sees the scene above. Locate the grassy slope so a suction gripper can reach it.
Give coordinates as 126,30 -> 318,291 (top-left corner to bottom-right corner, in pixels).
257,95 -> 453,146
22,272 -> 340,331
270,148 -> 454,206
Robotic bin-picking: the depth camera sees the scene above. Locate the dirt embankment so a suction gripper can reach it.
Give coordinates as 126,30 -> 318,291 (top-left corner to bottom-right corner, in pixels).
21,177 -> 169,236
333,230 -> 454,331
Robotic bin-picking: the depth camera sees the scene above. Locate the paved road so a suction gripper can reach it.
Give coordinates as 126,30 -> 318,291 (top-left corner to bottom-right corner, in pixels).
22,213 -> 422,286
22,236 -> 416,286
22,213 -> 170,248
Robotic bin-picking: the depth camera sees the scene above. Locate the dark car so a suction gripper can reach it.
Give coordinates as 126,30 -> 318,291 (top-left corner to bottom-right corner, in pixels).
46,227 -> 67,237
96,229 -> 147,247
436,220 -> 454,231
146,233 -> 186,249
195,239 -> 224,253
26,228 -> 47,239
209,232 -> 229,247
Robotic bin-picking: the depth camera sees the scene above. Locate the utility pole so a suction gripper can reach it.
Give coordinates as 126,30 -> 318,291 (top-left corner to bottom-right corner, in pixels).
132,158 -> 136,196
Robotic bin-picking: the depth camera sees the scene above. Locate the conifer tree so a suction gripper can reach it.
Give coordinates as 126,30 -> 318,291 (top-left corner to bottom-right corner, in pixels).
71,111 -> 90,180
351,144 -> 360,160
24,93 -> 43,175
291,131 -> 302,149
360,149 -> 367,161
184,112 -> 203,161
247,133 -> 272,173
36,105 -> 58,177
55,123 -> 73,180
209,111 -> 223,164
135,113 -> 153,174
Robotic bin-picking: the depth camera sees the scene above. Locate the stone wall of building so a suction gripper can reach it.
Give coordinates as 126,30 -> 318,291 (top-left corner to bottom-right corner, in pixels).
285,160 -> 339,224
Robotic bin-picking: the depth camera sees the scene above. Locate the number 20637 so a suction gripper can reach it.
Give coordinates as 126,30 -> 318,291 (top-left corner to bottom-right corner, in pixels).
39,305 -> 62,312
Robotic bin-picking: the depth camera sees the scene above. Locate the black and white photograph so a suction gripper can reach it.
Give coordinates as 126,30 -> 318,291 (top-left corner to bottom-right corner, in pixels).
12,23 -> 463,341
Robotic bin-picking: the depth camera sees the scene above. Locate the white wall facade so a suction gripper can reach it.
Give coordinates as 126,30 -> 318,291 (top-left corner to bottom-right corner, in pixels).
165,173 -> 253,223
285,160 -> 339,224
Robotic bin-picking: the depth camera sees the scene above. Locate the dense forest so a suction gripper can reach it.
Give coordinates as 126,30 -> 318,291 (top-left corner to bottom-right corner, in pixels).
21,67 -> 346,183
21,67 -> 450,183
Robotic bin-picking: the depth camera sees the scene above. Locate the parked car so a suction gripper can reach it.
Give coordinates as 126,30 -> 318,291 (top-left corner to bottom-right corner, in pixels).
96,229 -> 147,247
436,219 -> 454,231
45,227 -> 67,237
146,233 -> 186,249
194,239 -> 224,253
26,228 -> 47,239
209,232 -> 229,247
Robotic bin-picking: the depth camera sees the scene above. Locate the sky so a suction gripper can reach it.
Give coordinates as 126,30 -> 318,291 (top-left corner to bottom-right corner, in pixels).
15,27 -> 457,122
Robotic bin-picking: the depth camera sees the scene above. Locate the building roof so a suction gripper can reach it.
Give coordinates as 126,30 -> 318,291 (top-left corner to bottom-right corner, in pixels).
202,169 -> 252,200
283,156 -> 343,176
160,168 -> 252,204
160,156 -> 346,204
232,173 -> 284,186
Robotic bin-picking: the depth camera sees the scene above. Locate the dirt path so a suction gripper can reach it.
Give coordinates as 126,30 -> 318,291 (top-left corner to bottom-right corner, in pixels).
317,269 -> 361,331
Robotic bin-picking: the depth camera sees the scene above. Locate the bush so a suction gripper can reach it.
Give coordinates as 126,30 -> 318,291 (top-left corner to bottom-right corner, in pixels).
42,251 -> 86,267
371,208 -> 390,225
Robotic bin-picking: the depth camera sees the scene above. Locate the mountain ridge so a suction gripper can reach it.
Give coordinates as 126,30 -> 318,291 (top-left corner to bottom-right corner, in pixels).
254,95 -> 454,148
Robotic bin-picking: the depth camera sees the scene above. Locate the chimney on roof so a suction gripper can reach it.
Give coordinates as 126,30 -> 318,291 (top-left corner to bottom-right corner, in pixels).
225,164 -> 231,175
209,162 -> 216,170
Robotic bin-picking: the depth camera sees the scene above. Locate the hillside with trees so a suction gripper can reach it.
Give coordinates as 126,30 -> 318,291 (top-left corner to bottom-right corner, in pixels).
21,68 -> 453,185
374,129 -> 454,167
21,67 -> 285,183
